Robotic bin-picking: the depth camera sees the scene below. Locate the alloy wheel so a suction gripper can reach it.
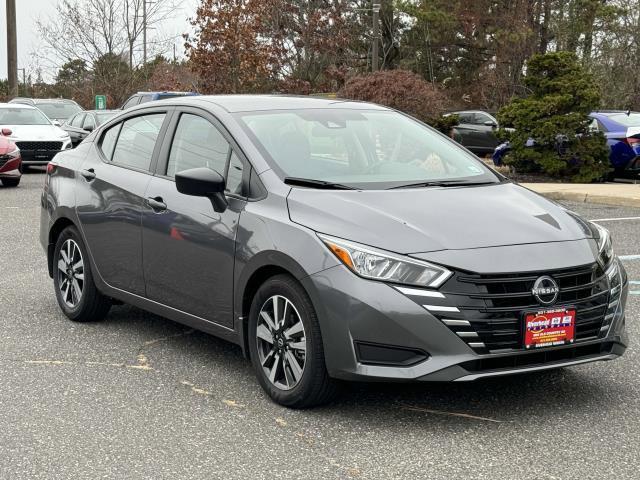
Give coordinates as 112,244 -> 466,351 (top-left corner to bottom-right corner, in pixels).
57,239 -> 85,309
256,295 -> 307,390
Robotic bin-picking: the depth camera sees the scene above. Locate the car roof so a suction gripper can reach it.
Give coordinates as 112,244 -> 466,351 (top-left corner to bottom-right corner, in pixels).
0,103 -> 37,110
82,110 -> 119,114
144,94 -> 390,113
12,98 -> 78,104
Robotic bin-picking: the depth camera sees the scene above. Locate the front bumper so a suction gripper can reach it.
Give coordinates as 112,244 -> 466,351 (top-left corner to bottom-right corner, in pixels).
16,140 -> 71,165
304,263 -> 628,383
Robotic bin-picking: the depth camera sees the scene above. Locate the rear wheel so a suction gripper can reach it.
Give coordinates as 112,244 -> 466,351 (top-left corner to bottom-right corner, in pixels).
1,178 -> 20,187
53,226 -> 111,322
248,275 -> 338,408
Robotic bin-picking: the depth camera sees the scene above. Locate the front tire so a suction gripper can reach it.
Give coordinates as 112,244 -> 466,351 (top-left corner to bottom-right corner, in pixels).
248,275 -> 338,408
53,226 -> 111,322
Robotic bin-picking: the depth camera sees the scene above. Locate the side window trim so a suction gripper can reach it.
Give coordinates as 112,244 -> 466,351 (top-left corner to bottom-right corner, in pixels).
96,108 -> 174,173
153,106 -> 257,199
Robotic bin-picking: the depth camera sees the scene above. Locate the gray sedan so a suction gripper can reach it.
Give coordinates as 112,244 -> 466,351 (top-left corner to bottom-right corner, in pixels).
39,96 -> 628,407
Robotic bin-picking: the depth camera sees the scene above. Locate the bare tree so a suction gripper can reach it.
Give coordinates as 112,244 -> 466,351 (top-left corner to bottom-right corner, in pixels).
36,0 -> 181,69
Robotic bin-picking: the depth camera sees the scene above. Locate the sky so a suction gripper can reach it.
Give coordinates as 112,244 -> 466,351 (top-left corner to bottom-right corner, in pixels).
0,0 -> 199,80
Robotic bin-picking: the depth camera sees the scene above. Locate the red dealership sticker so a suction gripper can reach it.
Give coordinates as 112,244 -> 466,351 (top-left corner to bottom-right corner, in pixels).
524,308 -> 576,349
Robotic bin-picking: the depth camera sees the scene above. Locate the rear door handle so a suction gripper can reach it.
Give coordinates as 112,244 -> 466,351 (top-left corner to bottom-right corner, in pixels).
81,168 -> 96,181
147,196 -> 167,212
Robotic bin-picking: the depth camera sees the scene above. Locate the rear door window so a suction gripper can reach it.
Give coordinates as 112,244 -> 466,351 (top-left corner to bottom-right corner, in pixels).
111,114 -> 166,171
71,114 -> 86,128
122,96 -> 140,109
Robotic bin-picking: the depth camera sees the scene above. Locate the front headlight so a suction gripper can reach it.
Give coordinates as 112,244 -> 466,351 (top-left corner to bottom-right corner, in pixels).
318,234 -> 452,288
592,222 -> 613,268
6,148 -> 20,159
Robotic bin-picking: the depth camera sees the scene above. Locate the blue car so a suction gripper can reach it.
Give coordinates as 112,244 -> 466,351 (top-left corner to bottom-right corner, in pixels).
493,110 -> 640,178
121,91 -> 200,110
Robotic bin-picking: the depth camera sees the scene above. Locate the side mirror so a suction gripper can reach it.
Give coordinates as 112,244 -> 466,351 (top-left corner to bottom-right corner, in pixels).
1,128 -> 12,136
175,167 -> 227,212
53,120 -> 61,127
484,120 -> 498,128
84,125 -> 94,132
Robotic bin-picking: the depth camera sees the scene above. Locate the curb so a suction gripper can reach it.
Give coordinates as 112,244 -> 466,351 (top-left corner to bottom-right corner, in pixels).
536,191 -> 640,208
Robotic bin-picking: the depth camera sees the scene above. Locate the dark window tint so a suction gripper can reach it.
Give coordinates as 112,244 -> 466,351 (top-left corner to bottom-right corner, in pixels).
457,113 -> 474,124
111,114 -> 165,171
100,124 -> 120,161
166,114 -> 230,177
473,113 -> 492,125
122,96 -> 140,109
226,152 -> 245,195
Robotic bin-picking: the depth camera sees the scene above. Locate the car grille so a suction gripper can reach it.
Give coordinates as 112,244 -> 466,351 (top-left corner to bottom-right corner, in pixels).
431,263 -> 614,354
15,141 -> 63,151
0,155 -> 10,168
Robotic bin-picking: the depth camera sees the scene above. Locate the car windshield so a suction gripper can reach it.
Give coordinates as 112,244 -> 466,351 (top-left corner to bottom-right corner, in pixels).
36,102 -> 81,120
236,109 -> 500,189
0,108 -> 51,125
96,112 -> 117,125
608,113 -> 640,127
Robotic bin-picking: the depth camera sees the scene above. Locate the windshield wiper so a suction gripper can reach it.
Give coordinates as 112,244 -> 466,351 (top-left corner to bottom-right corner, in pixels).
389,180 -> 497,190
284,177 -> 356,190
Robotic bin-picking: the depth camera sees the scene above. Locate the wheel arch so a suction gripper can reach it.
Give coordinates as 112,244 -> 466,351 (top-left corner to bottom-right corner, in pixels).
235,251 -> 314,357
46,217 -> 77,278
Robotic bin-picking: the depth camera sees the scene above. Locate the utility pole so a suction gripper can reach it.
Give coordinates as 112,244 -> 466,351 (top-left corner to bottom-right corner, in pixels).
6,0 -> 18,97
143,0 -> 147,64
372,1 -> 381,72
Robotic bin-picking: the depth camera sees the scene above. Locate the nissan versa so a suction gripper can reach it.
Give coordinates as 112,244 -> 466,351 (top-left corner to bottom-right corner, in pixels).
40,96 -> 629,408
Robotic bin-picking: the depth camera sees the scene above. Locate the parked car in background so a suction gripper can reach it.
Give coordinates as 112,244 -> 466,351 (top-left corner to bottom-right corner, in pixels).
445,110 -> 502,155
0,128 -> 21,187
0,104 -> 72,169
588,111 -> 640,178
9,98 -> 83,125
40,95 -> 627,408
63,110 -> 119,147
492,111 -> 640,179
121,91 -> 200,109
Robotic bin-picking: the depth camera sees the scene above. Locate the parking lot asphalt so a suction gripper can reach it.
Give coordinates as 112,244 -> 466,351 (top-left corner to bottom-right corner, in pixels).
0,172 -> 638,480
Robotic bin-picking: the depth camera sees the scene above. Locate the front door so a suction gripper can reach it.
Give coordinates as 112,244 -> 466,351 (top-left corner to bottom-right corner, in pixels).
141,112 -> 246,327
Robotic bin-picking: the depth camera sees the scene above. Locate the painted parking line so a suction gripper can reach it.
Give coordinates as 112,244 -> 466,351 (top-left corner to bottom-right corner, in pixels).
630,291 -> 640,296
619,255 -> 640,261
592,217 -> 640,222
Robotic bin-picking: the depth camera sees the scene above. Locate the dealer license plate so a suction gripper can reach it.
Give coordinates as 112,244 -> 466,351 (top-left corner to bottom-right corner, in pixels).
524,308 -> 576,349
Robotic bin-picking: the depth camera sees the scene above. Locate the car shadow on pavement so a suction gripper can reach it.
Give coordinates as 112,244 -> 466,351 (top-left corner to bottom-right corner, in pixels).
102,304 -> 624,426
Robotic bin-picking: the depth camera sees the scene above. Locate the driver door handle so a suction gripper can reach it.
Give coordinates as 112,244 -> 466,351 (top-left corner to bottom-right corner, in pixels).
147,196 -> 167,212
80,168 -> 96,181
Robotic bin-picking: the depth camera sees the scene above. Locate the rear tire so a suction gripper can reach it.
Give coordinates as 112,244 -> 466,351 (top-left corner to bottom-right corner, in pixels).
248,274 -> 338,408
1,178 -> 19,187
53,226 -> 111,322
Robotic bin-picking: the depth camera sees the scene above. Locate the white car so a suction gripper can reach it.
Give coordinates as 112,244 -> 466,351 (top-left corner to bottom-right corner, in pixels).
0,104 -> 72,169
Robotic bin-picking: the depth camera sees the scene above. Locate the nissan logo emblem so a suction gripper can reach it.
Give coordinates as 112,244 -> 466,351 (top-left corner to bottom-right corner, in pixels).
531,276 -> 560,305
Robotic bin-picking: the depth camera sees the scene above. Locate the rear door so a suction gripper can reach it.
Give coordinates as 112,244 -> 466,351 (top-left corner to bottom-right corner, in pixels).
141,107 -> 249,327
76,108 -> 171,296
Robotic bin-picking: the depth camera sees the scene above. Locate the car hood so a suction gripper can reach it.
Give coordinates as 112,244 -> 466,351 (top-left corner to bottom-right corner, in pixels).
287,182 -> 593,254
2,124 -> 68,141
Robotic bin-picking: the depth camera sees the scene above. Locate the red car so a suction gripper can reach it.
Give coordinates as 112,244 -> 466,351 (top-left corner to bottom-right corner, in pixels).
0,127 -> 21,187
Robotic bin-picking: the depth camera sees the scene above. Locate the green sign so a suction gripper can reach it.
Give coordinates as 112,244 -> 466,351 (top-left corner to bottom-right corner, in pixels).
95,95 -> 107,110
